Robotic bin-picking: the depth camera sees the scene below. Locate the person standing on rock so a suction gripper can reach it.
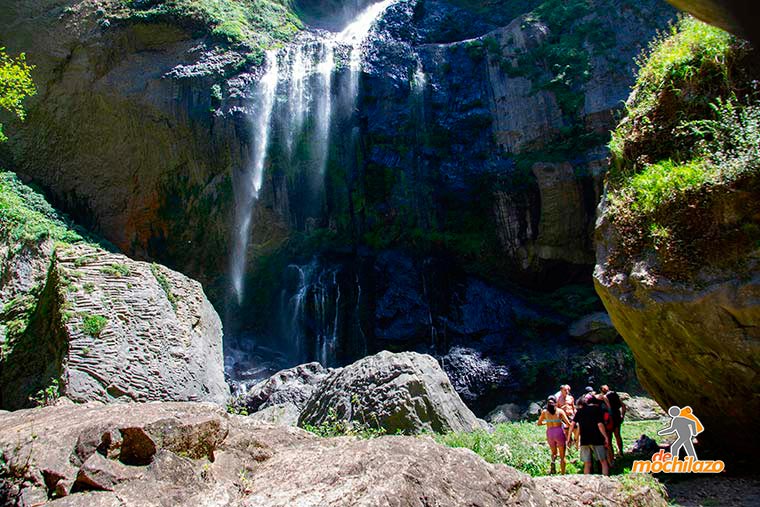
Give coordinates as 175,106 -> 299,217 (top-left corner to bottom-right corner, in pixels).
537,396 -> 572,474
600,385 -> 626,461
569,396 -> 610,476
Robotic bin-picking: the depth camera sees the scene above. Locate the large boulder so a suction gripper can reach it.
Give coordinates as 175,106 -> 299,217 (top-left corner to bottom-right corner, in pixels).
666,1 -> 760,44
486,403 -> 524,424
299,351 -> 488,434
0,401 -> 670,507
595,261 -> 760,450
594,17 -> 760,456
569,312 -> 620,344
1,240 -> 228,408
237,362 -> 330,414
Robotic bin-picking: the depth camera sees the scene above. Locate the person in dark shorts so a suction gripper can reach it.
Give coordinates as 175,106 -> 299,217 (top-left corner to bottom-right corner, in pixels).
568,396 -> 610,475
601,385 -> 627,461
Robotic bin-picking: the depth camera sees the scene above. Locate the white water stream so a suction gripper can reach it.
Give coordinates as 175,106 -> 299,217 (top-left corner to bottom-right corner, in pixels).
230,0 -> 396,316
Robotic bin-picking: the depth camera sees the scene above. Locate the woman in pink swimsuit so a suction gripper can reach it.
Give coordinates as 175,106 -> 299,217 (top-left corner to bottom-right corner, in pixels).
537,395 -> 572,474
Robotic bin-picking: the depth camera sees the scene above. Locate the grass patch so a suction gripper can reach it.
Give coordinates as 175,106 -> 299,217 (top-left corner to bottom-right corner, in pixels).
614,159 -> 709,214
150,263 -> 178,310
608,16 -> 740,182
435,419 -> 666,477
99,263 -> 131,277
301,408 -> 388,439
116,0 -> 302,53
0,172 -> 82,245
81,314 -> 108,336
621,16 -> 734,128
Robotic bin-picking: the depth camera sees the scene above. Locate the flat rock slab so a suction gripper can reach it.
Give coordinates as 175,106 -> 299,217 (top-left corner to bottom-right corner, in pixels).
0,402 -> 670,507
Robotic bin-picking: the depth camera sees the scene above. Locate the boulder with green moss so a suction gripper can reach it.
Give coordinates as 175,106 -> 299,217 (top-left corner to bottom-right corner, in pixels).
594,17 -> 760,454
0,172 -> 228,409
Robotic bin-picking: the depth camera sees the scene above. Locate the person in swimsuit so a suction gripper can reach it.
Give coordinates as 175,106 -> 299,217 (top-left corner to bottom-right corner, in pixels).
537,395 -> 572,474
556,385 -> 577,449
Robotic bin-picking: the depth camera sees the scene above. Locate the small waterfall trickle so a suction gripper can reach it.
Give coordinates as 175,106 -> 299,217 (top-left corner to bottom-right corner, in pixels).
230,50 -> 280,304
282,260 -> 343,367
285,45 -> 310,157
314,42 -> 335,176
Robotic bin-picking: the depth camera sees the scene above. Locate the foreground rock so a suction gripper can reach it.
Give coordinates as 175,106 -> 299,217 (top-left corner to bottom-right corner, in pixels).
299,351 -> 487,434
535,475 -> 666,507
0,402 -> 669,507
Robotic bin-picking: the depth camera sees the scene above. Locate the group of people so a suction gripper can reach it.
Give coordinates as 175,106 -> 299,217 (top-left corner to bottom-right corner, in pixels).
537,384 -> 627,475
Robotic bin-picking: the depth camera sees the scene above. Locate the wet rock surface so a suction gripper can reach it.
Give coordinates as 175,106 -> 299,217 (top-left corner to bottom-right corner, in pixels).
0,401 -> 670,507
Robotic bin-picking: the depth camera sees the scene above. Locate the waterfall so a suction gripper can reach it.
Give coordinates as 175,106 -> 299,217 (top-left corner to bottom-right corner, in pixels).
337,0 -> 395,104
230,50 -> 279,304
228,1 -> 397,367
282,260 -> 342,366
285,45 -> 310,157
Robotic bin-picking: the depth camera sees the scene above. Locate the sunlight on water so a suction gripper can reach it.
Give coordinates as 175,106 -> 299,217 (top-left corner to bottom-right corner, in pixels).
230,1 -> 397,311
230,50 -> 279,304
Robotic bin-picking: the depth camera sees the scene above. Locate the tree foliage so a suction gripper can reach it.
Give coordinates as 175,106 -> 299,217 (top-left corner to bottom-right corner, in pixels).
0,47 -> 36,142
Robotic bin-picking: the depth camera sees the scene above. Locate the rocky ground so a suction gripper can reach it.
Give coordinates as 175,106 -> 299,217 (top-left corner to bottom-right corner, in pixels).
0,401 -> 669,507
666,477 -> 760,507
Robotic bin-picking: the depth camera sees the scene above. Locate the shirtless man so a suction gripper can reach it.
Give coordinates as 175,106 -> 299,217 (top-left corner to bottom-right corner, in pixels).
556,385 -> 578,448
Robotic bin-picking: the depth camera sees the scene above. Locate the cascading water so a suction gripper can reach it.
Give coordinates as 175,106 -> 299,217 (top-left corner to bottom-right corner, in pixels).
230,1 -> 394,303
227,1 -> 398,371
230,50 -> 279,304
281,261 -> 343,367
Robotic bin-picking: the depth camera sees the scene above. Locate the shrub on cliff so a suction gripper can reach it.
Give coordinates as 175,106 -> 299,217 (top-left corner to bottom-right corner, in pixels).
115,0 -> 302,54
0,48 -> 36,142
604,16 -> 760,278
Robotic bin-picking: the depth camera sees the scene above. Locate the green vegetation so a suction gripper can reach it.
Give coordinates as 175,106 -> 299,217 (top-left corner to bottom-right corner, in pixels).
117,0 -> 302,54
302,414 -> 666,477
611,17 -> 733,150
0,172 -> 83,246
100,263 -> 131,277
0,47 -> 36,142
435,419 -> 665,477
501,0 -> 614,118
150,263 -> 178,310
29,378 -> 61,407
81,314 -> 108,336
621,159 -> 710,215
606,17 -> 760,275
301,408 -> 388,440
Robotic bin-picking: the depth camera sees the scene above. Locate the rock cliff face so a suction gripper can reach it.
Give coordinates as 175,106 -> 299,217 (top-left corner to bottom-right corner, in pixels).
0,172 -> 228,409
0,0 -> 262,293
0,1 -> 674,409
0,0 -> 673,292
0,401 -> 669,506
594,18 -> 760,454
